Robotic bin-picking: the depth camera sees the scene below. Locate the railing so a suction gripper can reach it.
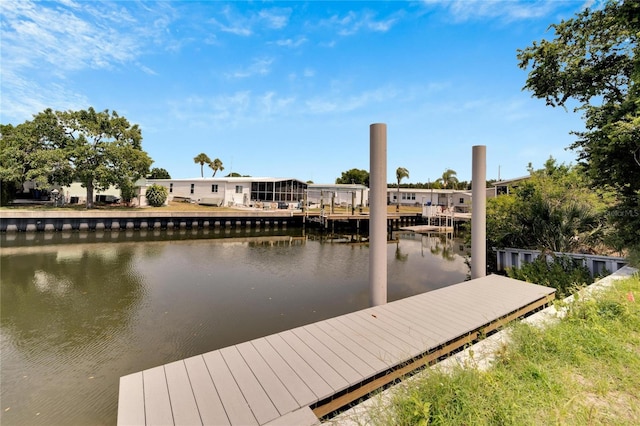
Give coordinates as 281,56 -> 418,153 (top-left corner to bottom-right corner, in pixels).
495,248 -> 627,277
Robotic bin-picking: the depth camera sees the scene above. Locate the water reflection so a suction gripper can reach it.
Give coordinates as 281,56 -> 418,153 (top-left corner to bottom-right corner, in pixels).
0,229 -> 468,425
1,245 -> 144,426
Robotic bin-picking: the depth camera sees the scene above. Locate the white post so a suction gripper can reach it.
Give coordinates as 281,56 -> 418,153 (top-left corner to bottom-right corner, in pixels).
471,145 -> 487,279
370,123 -> 388,306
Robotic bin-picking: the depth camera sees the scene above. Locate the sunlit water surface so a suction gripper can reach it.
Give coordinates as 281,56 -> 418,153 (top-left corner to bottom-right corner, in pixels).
1,229 -> 467,425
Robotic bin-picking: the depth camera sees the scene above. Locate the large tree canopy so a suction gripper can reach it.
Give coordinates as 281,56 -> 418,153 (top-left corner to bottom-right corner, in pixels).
1,107 -> 152,208
335,168 -> 369,186
517,0 -> 640,249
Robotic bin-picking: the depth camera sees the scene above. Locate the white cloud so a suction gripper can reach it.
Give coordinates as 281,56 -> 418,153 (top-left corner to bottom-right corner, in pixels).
0,69 -> 89,122
0,0 -> 176,121
305,86 -> 399,114
227,57 -> 274,79
209,5 -> 291,37
320,10 -> 401,37
273,36 -> 308,48
168,90 -> 296,128
421,0 -> 566,22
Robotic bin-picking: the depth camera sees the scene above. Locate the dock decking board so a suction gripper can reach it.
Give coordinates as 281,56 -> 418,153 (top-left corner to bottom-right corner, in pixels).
118,275 -> 555,425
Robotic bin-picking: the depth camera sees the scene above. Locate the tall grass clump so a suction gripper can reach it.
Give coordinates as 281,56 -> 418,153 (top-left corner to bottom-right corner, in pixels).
366,275 -> 640,426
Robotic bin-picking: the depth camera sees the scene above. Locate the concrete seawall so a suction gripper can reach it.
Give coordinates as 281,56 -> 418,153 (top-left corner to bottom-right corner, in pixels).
0,210 -> 301,232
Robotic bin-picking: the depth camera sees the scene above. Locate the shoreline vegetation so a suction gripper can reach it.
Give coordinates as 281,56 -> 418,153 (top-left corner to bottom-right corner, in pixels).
339,273 -> 640,426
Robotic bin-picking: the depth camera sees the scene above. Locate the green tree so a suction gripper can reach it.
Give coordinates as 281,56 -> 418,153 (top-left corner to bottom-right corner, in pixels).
209,158 -> 224,177
145,184 -> 168,207
395,167 -> 409,212
1,111 -> 71,204
436,169 -> 459,189
486,159 -> 608,257
3,108 -> 152,208
193,153 -> 211,178
149,167 -> 171,179
118,178 -> 137,206
335,168 -> 369,186
517,0 -> 640,250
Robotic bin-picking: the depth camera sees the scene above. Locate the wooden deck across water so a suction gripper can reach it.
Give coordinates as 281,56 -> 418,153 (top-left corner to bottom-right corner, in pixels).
117,275 -> 555,425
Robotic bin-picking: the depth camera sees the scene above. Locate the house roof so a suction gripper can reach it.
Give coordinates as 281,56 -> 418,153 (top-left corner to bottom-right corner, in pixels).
492,175 -> 530,186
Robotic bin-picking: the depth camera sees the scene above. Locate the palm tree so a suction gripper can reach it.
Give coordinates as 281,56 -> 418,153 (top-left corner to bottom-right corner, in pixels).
193,153 -> 211,178
396,167 -> 409,212
436,168 -> 459,189
209,158 -> 224,177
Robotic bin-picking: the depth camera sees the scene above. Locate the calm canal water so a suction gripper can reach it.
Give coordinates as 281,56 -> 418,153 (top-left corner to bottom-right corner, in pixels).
1,228 -> 468,425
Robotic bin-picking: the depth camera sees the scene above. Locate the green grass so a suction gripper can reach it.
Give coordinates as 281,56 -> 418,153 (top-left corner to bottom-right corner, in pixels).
364,275 -> 640,425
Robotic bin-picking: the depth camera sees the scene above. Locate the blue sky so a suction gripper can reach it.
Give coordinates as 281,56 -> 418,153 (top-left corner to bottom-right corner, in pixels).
1,0 -> 594,184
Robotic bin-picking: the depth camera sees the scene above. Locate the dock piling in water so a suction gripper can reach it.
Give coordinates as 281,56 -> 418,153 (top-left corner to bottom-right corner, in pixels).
369,123 -> 388,306
471,145 -> 487,279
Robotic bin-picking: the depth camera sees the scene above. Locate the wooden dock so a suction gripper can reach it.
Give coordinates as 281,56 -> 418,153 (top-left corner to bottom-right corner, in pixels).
117,275 -> 555,425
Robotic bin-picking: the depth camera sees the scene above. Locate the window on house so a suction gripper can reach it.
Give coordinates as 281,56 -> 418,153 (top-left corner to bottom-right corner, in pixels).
459,197 -> 464,204
190,184 -> 194,194
169,183 -> 173,193
411,193 -> 416,200
211,184 -> 218,193
235,185 -> 242,194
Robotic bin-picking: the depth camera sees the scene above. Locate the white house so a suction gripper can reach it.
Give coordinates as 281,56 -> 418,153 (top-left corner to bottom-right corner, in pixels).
307,184 -> 369,207
387,188 -> 473,211
146,177 -> 308,208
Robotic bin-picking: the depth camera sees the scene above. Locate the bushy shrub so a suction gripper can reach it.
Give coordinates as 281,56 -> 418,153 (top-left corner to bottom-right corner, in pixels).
145,184 -> 167,207
119,179 -> 137,206
507,253 -> 592,297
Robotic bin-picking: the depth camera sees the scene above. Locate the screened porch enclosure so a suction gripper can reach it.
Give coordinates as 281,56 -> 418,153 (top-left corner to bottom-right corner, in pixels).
251,179 -> 307,202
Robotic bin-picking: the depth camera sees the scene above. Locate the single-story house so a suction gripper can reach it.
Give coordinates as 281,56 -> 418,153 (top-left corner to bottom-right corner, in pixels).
307,184 -> 369,207
146,177 -> 308,208
387,188 -> 472,211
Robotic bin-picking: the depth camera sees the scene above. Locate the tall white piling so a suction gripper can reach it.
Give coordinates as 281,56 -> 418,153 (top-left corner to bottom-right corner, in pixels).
471,145 -> 487,279
370,123 -> 388,306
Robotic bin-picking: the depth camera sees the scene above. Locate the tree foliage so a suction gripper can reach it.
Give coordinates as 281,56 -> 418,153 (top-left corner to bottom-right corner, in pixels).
118,178 -> 137,206
193,153 -> 211,178
209,158 -> 224,177
149,167 -> 171,179
335,168 -> 369,186
487,158 -> 610,256
145,184 -> 168,207
436,168 -> 459,189
517,0 -> 640,249
396,167 -> 409,212
1,108 -> 152,208
507,253 -> 593,297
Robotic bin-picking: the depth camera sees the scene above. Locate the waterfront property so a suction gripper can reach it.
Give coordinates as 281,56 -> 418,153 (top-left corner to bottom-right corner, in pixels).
147,177 -> 308,208
307,184 -> 369,208
118,275 -> 555,425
